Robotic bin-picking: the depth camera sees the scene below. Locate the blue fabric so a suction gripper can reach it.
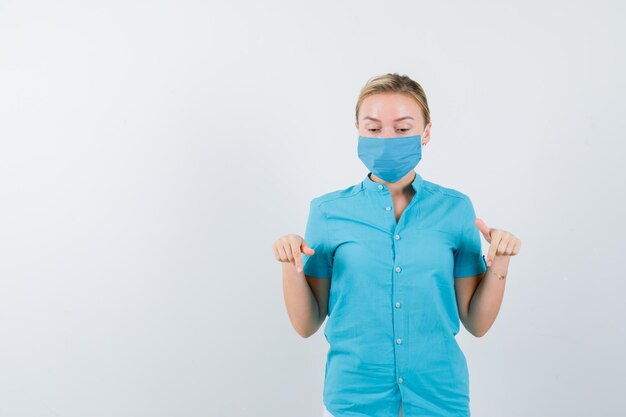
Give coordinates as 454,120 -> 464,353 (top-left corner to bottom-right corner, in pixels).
302,171 -> 487,417
357,134 -> 423,183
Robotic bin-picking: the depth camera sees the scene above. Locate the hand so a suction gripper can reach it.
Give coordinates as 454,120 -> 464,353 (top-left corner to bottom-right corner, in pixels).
475,218 -> 521,267
271,234 -> 315,272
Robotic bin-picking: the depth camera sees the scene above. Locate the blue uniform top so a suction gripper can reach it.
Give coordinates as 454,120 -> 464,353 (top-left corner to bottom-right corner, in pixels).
301,171 -> 487,417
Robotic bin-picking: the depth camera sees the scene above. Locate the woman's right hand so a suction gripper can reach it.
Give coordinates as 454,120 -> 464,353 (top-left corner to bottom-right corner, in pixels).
272,234 -> 315,272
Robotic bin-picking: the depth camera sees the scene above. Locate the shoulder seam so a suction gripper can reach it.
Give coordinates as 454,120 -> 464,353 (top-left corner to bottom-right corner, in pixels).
422,181 -> 469,201
313,186 -> 363,209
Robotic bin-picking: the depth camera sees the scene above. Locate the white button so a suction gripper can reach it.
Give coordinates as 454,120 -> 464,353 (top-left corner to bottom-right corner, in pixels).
377,184 -> 383,190
396,338 -> 402,345
385,206 -> 391,211
395,266 -> 401,273
395,302 -> 401,308
394,234 -> 400,240
398,377 -> 404,384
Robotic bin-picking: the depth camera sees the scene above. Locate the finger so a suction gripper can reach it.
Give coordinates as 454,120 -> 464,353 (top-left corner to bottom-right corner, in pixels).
496,235 -> 510,256
289,239 -> 304,272
301,239 -> 315,255
474,218 -> 489,234
487,231 -> 502,266
272,243 -> 280,261
475,218 -> 491,241
276,243 -> 289,262
283,239 -> 295,264
503,238 -> 516,255
512,239 -> 521,255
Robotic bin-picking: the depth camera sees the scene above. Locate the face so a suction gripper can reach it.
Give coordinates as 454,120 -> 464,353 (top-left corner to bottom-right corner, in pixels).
355,92 -> 431,144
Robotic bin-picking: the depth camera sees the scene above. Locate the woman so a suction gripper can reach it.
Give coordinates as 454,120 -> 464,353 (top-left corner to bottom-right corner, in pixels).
272,73 -> 521,417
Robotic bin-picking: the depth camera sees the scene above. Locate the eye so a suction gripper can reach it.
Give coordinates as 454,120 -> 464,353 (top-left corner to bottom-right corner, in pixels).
398,128 -> 410,132
368,128 -> 380,133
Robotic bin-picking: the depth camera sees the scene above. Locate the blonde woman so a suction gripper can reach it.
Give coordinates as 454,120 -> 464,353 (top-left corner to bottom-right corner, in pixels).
273,73 -> 521,417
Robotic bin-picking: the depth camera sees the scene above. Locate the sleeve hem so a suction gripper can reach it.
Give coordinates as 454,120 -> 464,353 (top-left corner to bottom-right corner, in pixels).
304,274 -> 332,279
453,255 -> 487,278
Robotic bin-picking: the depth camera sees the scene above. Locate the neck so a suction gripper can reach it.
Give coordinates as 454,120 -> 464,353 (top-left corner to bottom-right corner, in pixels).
370,170 -> 417,196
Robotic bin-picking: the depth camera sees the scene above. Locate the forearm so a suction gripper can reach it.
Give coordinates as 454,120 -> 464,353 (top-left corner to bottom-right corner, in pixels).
282,263 -> 322,338
467,255 -> 510,337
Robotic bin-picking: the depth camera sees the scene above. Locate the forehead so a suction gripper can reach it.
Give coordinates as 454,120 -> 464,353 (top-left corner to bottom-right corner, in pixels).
360,92 -> 423,123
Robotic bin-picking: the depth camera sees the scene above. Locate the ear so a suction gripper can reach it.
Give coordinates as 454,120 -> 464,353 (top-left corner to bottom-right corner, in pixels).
422,122 -> 432,144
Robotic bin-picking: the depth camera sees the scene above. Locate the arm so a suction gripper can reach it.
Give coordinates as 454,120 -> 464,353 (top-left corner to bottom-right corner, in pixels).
453,196 -> 521,337
455,255 -> 510,337
282,265 -> 330,338
278,199 -> 334,338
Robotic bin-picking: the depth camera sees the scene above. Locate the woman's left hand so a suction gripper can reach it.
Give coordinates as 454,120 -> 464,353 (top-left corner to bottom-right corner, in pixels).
475,218 -> 521,267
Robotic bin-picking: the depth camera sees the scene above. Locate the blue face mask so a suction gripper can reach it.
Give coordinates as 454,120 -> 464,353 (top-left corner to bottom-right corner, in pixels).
357,128 -> 426,183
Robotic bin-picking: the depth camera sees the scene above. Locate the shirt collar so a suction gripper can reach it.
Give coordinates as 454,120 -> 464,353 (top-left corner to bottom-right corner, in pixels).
361,171 -> 424,194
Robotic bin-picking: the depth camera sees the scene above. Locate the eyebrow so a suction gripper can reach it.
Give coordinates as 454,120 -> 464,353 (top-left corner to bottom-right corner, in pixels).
362,116 -> 414,122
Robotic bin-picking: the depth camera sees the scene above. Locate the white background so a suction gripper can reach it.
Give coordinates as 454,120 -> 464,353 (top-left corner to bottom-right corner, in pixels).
1,1 -> 624,416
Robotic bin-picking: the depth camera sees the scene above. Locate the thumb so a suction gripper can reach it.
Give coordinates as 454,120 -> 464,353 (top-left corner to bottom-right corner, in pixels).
475,218 -> 491,240
301,240 -> 315,255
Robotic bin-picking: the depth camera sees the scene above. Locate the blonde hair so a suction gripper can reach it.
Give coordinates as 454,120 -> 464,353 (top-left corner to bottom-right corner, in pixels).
355,73 -> 431,127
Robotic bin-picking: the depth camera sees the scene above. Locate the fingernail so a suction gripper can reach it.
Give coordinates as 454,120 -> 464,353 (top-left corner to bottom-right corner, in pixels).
297,266 -> 302,272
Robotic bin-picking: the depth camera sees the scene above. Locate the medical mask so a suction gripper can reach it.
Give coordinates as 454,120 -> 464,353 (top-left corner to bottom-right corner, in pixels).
357,128 -> 426,183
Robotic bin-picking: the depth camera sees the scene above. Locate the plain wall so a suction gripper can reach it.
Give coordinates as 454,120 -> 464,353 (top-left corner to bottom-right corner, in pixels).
1,1 -> 624,416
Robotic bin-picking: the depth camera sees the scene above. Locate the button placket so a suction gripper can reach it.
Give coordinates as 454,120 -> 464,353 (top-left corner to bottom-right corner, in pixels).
393,216 -> 405,385
379,181 -> 412,389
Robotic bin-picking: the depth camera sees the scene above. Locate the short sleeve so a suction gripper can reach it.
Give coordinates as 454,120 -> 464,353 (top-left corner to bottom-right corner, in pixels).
453,196 -> 488,278
301,199 -> 333,279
